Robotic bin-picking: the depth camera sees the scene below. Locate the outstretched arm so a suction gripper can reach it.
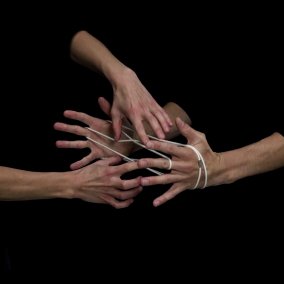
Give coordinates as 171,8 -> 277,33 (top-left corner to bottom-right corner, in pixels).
138,118 -> 284,207
70,30 -> 173,144
0,157 -> 142,209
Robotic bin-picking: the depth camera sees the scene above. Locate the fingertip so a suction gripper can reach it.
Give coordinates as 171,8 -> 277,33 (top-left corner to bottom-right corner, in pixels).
157,132 -> 165,140
176,117 -> 181,123
141,136 -> 149,146
153,199 -> 161,207
113,123 -> 122,141
63,110 -> 71,116
146,141 -> 153,148
163,126 -> 170,133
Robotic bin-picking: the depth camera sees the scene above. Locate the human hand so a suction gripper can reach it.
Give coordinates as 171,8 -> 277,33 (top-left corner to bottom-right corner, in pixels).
71,156 -> 142,208
110,68 -> 173,145
137,117 -> 220,207
54,109 -> 134,170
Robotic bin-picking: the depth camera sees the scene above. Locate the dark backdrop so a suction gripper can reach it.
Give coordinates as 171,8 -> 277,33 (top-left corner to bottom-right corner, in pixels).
1,3 -> 283,278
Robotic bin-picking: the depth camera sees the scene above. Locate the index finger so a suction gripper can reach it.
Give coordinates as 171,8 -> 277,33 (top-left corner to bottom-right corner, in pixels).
146,140 -> 182,157
132,119 -> 149,145
54,122 -> 89,137
64,110 -> 101,127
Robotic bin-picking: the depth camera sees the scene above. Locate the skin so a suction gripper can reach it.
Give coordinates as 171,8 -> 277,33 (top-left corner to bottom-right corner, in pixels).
70,30 -> 173,145
137,117 -> 284,207
54,99 -> 191,170
0,100 -> 190,209
0,157 -> 142,209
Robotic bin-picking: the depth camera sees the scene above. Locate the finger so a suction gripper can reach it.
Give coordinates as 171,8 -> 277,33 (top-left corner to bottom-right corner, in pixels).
140,173 -> 181,187
145,112 -> 165,139
116,176 -> 142,190
70,153 -> 98,170
111,112 -> 123,141
153,108 -> 173,132
116,160 -> 140,175
132,119 -> 149,145
55,140 -> 88,149
176,117 -> 202,144
146,140 -> 181,156
63,110 -> 98,126
100,194 -> 134,209
161,107 -> 173,127
98,97 -> 111,116
112,186 -> 143,200
95,156 -> 122,166
138,158 -> 172,171
153,184 -> 185,207
54,122 -> 88,137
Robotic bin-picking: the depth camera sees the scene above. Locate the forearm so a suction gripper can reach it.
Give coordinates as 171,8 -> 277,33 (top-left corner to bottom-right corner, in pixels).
70,30 -> 127,85
0,167 -> 72,201
211,132 -> 284,186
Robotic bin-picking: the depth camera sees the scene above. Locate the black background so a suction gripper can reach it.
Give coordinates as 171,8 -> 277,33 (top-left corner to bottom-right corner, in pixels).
1,3 -> 283,278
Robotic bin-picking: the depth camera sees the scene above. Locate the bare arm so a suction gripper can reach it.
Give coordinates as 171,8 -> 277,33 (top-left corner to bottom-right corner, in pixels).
213,132 -> 284,185
70,30 -> 172,144
138,118 -> 284,206
0,166 -> 70,201
70,30 -> 125,81
0,158 -> 142,209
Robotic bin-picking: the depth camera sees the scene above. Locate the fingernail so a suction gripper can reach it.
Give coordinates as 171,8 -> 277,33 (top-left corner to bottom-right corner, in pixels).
146,141 -> 153,148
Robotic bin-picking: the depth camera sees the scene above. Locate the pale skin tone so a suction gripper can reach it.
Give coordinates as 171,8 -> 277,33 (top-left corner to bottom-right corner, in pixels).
70,30 -> 173,145
0,101 -> 189,208
54,99 -> 190,170
137,117 -> 284,207
0,157 -> 142,209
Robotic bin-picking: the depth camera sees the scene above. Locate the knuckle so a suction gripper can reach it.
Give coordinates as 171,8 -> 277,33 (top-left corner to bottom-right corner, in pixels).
163,159 -> 168,168
117,191 -> 126,200
120,180 -> 128,190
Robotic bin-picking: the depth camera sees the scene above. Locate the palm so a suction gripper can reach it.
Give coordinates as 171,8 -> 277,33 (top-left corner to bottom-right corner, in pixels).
54,110 -> 133,170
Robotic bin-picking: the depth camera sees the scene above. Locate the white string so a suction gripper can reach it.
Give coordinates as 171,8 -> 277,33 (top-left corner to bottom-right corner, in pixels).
85,122 -> 207,189
85,129 -> 164,176
128,134 -> 208,188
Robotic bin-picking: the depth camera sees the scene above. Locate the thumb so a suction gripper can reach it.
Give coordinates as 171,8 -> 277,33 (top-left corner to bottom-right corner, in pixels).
176,117 -> 201,145
98,97 -> 111,116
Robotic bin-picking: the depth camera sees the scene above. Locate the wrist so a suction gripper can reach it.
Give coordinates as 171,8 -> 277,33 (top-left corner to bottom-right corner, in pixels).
104,62 -> 131,88
52,172 -> 75,200
210,150 -> 246,186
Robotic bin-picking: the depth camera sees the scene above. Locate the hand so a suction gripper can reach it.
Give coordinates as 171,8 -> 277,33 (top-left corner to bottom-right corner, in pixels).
54,109 -> 134,170
137,117 -> 220,207
72,156 -> 142,209
110,68 -> 173,144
